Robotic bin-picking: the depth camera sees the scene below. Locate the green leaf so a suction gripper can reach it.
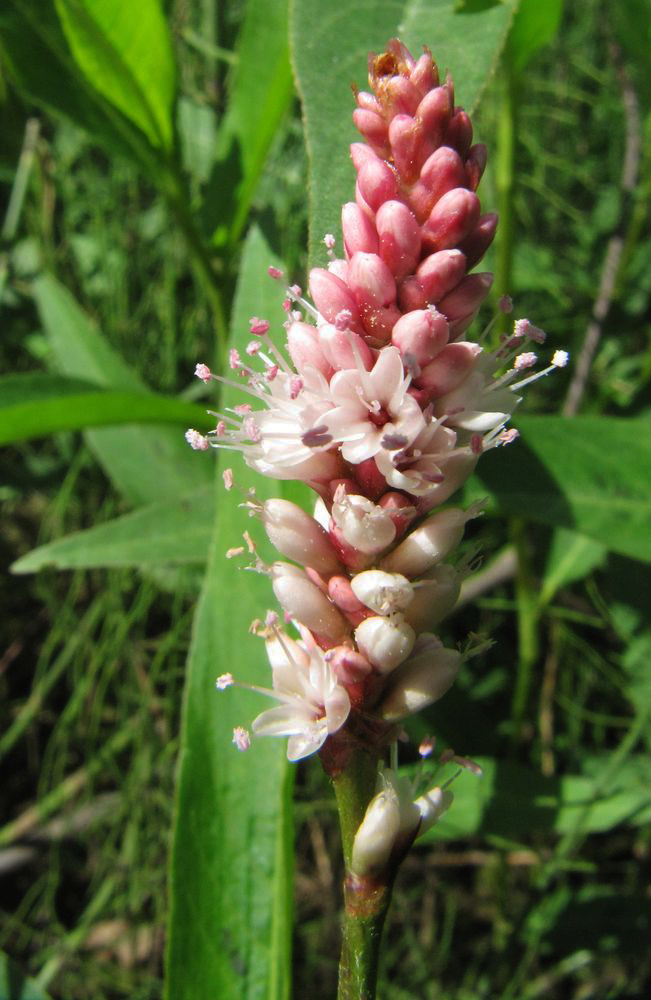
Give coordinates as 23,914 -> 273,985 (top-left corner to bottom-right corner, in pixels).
0,373 -> 213,446
54,0 -> 176,150
291,0 -> 518,262
539,527 -> 606,607
165,227 -> 293,1000
507,0 -> 564,75
0,953 -> 51,1000
31,274 -> 212,505
11,486 -> 214,573
208,0 -> 293,246
422,754 -> 651,841
0,1 -> 160,170
475,415 -> 651,563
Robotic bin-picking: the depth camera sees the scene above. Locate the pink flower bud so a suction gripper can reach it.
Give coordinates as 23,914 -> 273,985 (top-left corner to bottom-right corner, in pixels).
271,562 -> 349,642
465,143 -> 487,191
355,90 -> 381,114
416,249 -> 467,304
389,114 -> 430,184
391,308 -> 449,365
327,645 -> 373,685
382,75 -> 422,116
397,275 -> 427,312
458,212 -> 499,269
355,157 -> 399,212
410,146 -> 468,221
352,108 -> 390,155
355,615 -> 416,674
327,575 -> 370,624
422,188 -> 481,252
350,141 -> 378,171
352,457 -> 389,499
381,505 -> 480,578
309,268 -> 363,332
287,321 -> 333,378
262,499 -> 341,575
417,342 -> 481,397
348,252 -> 400,341
378,491 -> 417,538
379,639 -> 462,721
403,564 -> 461,632
415,86 -> 451,145
376,201 -> 421,279
437,272 -> 493,323
318,323 -> 374,372
445,108 -> 473,157
411,52 -> 439,96
342,202 -> 379,258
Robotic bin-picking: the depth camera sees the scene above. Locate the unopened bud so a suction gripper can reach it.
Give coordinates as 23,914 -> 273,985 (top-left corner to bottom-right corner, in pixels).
404,564 -> 461,631
379,636 -> 462,720
351,771 -> 421,876
376,201 -> 421,279
287,321 -> 333,378
331,491 -> 396,555
381,504 -> 482,578
351,570 -> 414,616
392,308 -> 449,365
262,499 -> 341,575
271,562 -> 349,641
354,614 -> 415,674
415,786 -> 453,836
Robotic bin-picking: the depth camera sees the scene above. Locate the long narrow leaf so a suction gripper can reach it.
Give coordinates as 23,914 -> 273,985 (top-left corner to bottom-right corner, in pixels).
165,227 -> 293,1000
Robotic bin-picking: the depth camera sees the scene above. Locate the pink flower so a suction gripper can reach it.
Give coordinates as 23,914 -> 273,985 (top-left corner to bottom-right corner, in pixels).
323,346 -> 424,463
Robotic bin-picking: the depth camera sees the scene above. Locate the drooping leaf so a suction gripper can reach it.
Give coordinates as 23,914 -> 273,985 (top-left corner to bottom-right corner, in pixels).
11,487 -> 214,573
0,373 -> 212,446
54,0 -> 176,151
0,1 -> 160,170
165,226 -> 293,1000
31,274 -> 212,504
475,415 -> 651,563
207,0 -> 293,246
291,0 -> 518,262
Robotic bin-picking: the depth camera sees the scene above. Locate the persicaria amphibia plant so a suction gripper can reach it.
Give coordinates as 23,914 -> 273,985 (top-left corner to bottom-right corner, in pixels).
186,39 -> 567,999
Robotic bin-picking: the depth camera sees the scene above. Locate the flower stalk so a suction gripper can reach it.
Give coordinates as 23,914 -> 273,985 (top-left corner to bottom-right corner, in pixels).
186,37 -> 568,999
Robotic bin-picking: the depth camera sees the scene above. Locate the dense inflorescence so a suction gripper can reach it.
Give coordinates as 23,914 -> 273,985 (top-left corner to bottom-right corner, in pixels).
187,41 -> 567,831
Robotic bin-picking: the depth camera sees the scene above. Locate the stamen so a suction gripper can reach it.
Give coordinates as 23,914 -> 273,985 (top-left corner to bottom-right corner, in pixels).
216,673 -> 235,689
195,363 -> 213,382
232,727 -> 251,752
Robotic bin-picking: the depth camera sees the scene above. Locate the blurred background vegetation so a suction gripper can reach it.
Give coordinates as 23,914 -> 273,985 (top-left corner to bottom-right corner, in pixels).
1,1 -> 650,998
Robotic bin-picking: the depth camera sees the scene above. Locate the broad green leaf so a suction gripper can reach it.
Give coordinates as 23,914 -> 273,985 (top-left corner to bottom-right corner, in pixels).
0,373 -> 212,445
54,0 -> 176,151
539,527 -> 606,607
422,754 -> 651,841
0,953 -> 51,1000
507,0 -> 564,74
0,1 -> 160,171
11,487 -> 214,574
166,227 -> 293,1000
475,415 -> 651,564
208,0 -> 293,246
291,0 -> 518,262
31,274 -> 212,504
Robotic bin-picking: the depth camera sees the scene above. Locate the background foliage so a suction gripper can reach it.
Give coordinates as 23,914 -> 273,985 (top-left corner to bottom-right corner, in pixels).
1,1 -> 650,998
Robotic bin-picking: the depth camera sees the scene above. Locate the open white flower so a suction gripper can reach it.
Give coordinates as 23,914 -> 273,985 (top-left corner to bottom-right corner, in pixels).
375,417 -> 458,496
251,630 -> 351,761
323,346 -> 425,463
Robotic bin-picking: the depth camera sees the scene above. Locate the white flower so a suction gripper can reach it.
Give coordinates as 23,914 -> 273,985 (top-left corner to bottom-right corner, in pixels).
251,630 -> 351,761
375,417 -> 458,496
323,346 -> 425,464
331,488 -> 397,554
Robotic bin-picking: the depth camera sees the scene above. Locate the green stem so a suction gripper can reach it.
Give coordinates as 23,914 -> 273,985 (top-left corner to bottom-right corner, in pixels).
331,746 -> 388,1000
510,517 -> 541,747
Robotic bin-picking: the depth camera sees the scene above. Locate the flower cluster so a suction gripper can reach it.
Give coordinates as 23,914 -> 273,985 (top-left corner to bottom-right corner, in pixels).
186,41 -> 567,808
